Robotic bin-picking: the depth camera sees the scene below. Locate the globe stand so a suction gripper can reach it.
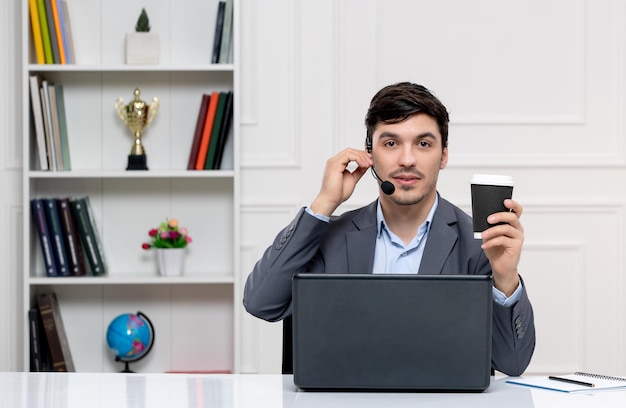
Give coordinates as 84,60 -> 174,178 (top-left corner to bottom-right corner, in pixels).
117,358 -> 135,373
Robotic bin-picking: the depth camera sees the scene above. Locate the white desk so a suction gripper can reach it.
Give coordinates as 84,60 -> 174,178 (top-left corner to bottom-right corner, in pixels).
2,372 -> 625,407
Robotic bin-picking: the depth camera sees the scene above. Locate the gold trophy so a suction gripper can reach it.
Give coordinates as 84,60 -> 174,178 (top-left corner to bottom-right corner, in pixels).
115,88 -> 159,170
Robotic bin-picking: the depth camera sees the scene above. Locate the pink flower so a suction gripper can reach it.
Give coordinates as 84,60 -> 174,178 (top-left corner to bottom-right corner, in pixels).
148,229 -> 158,237
141,243 -> 150,250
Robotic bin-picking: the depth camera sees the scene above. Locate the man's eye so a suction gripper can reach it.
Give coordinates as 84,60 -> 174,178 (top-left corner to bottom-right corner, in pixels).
384,141 -> 396,147
418,141 -> 431,148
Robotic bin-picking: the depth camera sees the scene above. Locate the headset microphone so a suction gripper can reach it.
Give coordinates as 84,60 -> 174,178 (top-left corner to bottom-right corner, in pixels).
366,135 -> 395,195
371,167 -> 396,195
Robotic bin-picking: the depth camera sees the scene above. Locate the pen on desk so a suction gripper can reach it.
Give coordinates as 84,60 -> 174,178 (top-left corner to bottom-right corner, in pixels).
548,376 -> 595,387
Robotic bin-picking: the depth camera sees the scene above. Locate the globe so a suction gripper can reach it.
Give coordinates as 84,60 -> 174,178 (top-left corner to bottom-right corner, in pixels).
106,311 -> 155,372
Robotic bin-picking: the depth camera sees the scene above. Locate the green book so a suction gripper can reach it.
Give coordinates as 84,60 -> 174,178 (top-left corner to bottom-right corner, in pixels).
36,0 -> 53,64
204,92 -> 228,169
70,197 -> 106,276
56,84 -> 71,170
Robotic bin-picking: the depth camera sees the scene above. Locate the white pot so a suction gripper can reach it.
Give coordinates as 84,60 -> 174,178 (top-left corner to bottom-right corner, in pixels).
126,32 -> 159,64
156,248 -> 186,276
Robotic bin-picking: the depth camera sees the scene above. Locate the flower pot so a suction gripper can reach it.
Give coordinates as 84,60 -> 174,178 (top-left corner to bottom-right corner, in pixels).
126,32 -> 159,64
156,248 -> 186,276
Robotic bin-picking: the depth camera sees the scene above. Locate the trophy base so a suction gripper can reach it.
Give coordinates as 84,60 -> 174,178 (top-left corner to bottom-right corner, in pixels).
127,154 -> 148,171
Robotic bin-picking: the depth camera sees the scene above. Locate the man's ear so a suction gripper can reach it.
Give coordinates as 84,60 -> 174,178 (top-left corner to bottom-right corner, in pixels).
440,146 -> 449,170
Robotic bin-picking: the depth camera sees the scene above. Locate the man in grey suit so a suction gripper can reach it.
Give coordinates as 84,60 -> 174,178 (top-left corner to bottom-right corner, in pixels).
243,82 -> 535,377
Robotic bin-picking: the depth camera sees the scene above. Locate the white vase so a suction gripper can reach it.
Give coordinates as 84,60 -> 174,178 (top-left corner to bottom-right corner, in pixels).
126,32 -> 159,64
156,248 -> 186,276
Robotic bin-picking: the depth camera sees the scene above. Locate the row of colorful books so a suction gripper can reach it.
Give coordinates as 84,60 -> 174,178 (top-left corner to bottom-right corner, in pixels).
187,91 -> 234,170
29,75 -> 71,171
31,197 -> 107,278
28,0 -> 75,64
212,0 -> 234,64
29,293 -> 74,372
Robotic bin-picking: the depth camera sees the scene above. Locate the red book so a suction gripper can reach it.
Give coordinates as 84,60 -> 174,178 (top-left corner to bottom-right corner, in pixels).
194,92 -> 220,170
187,94 -> 211,170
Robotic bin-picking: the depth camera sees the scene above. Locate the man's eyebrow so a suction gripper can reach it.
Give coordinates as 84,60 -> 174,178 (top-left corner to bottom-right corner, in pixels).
377,131 -> 438,140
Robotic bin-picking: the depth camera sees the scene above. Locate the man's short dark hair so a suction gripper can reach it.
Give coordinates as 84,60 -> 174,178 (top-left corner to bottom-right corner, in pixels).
365,82 -> 449,151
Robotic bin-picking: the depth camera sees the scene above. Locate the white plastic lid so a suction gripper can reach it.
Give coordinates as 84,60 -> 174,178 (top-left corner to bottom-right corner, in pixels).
470,174 -> 514,187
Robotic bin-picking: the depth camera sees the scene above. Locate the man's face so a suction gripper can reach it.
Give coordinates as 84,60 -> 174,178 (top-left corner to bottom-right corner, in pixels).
371,113 -> 448,206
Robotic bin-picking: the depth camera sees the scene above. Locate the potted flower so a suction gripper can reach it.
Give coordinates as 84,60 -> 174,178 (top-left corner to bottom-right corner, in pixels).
126,8 -> 159,64
143,218 -> 192,276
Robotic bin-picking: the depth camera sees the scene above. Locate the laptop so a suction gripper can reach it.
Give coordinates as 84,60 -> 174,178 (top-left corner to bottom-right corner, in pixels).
291,273 -> 493,391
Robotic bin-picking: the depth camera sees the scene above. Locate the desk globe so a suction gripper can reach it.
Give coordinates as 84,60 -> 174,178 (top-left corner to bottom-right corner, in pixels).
106,312 -> 155,372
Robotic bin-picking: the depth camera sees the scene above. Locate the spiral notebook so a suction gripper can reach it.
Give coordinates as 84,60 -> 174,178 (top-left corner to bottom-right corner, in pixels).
506,372 -> 626,393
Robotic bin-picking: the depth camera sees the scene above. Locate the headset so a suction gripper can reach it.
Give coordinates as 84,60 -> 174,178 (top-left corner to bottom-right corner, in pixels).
366,134 -> 395,195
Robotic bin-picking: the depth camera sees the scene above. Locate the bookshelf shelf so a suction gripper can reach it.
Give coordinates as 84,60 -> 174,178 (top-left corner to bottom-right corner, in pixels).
22,0 -> 239,374
29,275 -> 235,286
27,64 -> 236,73
27,170 -> 236,179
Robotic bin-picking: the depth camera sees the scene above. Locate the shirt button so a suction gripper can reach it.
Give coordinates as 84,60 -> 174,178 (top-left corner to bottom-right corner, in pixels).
402,252 -> 408,257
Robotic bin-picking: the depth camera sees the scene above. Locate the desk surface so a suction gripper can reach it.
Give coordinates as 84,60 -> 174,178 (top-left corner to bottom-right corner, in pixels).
1,372 -> 625,407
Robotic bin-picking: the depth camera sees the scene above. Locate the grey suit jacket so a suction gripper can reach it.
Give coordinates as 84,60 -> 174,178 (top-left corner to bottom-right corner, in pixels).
243,196 -> 535,376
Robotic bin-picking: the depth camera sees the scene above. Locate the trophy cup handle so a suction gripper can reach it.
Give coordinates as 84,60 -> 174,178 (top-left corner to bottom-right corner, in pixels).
146,98 -> 160,127
115,98 -> 127,122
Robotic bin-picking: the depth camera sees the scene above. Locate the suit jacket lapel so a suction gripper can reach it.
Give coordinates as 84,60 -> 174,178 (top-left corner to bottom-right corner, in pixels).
346,201 -> 378,274
418,197 -> 459,275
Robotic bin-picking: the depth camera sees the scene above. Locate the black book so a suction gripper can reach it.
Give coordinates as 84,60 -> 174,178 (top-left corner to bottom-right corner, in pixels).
213,91 -> 234,169
211,1 -> 226,63
31,199 -> 58,277
28,307 -> 52,372
43,198 -> 71,276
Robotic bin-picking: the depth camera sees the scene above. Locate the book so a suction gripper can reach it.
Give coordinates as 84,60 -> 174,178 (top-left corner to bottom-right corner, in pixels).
43,198 -> 70,276
28,0 -> 45,64
40,80 -> 57,170
36,293 -> 75,372
187,94 -> 211,170
49,0 -> 66,64
60,1 -> 75,64
57,198 -> 86,276
36,0 -> 53,64
212,91 -> 234,169
44,0 -> 60,63
55,84 -> 71,170
506,372 -> 626,393
204,92 -> 228,169
71,197 -> 107,276
218,0 -> 234,64
28,307 -> 52,371
29,75 -> 49,170
47,83 -> 64,171
211,1 -> 226,63
31,199 -> 58,277
195,92 -> 220,170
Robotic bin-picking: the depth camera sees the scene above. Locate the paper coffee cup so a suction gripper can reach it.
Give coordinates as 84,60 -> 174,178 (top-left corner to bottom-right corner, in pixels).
470,174 -> 514,239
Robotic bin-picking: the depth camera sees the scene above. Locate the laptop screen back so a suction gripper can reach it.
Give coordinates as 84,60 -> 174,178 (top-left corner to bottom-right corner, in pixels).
292,274 -> 493,391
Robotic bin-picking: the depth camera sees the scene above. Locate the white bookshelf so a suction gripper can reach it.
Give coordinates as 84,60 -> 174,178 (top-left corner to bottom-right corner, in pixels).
21,0 -> 240,373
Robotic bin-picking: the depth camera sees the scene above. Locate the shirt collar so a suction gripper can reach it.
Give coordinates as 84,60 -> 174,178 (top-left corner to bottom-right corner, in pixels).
376,194 -> 439,239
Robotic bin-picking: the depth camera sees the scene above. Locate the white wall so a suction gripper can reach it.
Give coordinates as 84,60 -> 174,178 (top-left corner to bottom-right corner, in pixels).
2,0 -> 626,376
238,0 -> 626,376
0,0 -> 23,371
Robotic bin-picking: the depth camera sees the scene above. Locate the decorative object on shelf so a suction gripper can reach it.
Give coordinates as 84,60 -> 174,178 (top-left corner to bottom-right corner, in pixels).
106,312 -> 155,373
142,218 -> 192,276
155,247 -> 186,276
126,8 -> 159,64
115,88 -> 159,170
